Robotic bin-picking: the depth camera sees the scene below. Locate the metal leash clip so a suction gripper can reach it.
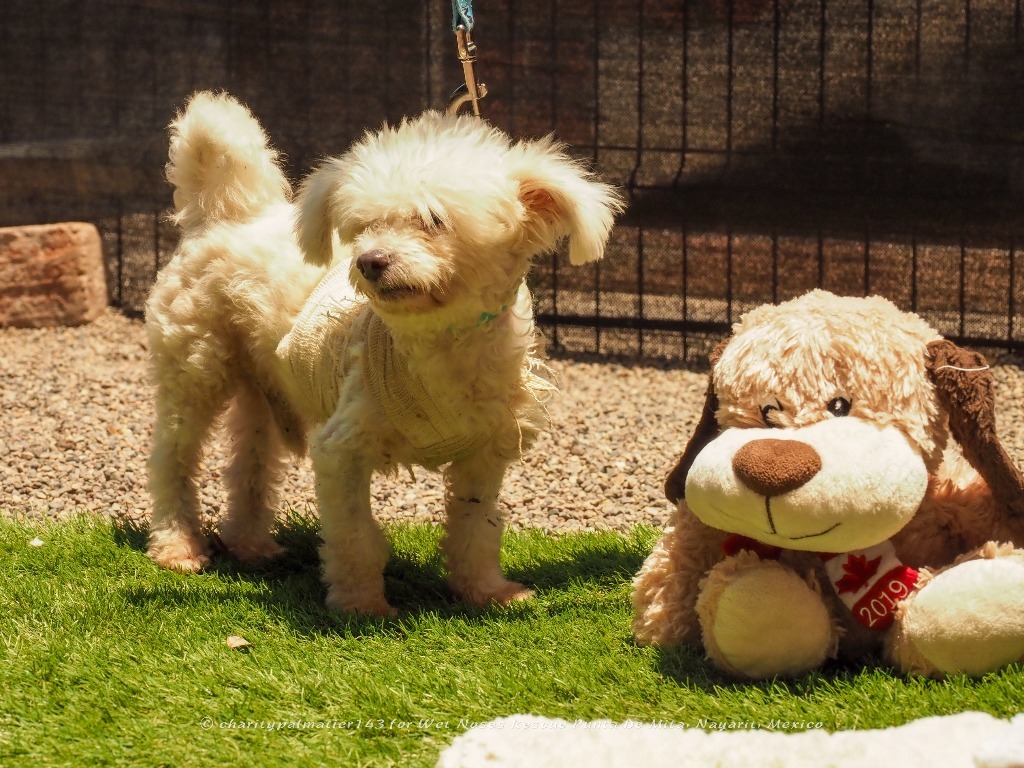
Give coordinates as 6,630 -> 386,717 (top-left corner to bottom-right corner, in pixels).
447,20 -> 487,116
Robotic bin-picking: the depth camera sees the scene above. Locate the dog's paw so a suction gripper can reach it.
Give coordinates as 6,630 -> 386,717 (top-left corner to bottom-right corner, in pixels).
148,543 -> 210,573
493,582 -> 536,606
219,532 -> 285,564
148,528 -> 211,573
454,578 -> 536,607
325,588 -> 398,618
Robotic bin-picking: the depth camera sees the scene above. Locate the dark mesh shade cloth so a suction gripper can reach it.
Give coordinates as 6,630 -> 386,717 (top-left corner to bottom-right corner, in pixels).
3,0 -> 1023,359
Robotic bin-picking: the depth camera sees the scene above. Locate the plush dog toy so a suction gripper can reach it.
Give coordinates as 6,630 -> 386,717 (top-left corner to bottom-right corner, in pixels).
633,290 -> 1024,679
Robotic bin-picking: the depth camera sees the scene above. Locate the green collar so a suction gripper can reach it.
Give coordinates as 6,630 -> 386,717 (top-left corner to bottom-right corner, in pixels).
446,279 -> 523,334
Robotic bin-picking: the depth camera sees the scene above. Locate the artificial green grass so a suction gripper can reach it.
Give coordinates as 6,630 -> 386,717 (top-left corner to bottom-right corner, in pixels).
1,515 -> 1021,767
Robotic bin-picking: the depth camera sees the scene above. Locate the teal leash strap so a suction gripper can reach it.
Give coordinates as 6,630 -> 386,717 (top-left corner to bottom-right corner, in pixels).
451,0 -> 474,31
447,0 -> 487,116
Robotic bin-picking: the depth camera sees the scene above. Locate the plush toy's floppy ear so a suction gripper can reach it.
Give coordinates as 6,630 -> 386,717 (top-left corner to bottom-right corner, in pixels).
926,339 -> 1024,516
665,340 -> 729,504
511,137 -> 625,265
294,159 -> 345,267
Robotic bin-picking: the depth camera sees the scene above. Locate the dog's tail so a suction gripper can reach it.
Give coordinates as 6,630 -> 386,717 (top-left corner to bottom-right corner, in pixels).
165,91 -> 290,230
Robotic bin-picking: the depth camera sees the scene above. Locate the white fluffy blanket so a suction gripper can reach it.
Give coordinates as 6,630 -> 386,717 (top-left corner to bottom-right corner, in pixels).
437,712 -> 1024,768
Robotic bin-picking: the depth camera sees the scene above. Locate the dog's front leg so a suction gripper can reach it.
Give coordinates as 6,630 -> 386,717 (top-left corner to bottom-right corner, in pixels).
312,424 -> 395,617
443,452 -> 535,607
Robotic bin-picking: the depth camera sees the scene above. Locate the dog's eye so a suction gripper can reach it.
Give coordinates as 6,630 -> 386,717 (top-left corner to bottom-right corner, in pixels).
759,398 -> 784,428
827,397 -> 852,417
423,211 -> 446,231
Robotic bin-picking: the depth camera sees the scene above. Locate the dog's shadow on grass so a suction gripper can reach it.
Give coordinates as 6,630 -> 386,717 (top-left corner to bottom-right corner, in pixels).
113,515 -> 650,638
114,517 -> 870,687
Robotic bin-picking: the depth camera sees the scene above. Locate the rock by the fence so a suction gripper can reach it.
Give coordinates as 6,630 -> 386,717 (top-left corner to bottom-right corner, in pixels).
0,222 -> 107,327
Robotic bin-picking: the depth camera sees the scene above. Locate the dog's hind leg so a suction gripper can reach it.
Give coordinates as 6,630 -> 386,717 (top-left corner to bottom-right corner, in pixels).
219,383 -> 289,563
443,452 -> 534,607
147,381 -> 228,573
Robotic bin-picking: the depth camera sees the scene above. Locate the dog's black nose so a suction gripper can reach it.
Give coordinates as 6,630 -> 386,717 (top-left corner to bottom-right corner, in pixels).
356,249 -> 392,282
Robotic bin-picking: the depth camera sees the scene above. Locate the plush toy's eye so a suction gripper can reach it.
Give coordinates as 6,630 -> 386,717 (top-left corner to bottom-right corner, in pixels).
759,398 -> 784,428
827,397 -> 852,417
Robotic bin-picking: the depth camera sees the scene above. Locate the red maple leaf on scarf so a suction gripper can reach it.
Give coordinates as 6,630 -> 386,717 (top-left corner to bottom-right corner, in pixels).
835,553 -> 882,594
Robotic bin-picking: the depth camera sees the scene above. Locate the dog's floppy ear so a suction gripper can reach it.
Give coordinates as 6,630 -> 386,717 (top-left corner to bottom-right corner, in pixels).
510,137 -> 625,266
665,339 -> 730,504
294,159 -> 345,267
926,339 -> 1024,516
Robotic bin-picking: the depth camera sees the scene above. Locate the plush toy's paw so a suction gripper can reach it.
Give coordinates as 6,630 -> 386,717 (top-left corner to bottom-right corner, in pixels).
697,553 -> 838,679
894,549 -> 1024,676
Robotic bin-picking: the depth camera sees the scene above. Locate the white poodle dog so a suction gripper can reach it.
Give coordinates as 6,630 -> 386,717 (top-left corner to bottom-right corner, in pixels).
145,92 -> 622,615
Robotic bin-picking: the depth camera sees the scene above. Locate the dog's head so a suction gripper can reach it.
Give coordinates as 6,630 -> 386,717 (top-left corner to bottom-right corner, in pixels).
295,112 -> 623,328
665,290 -> 1024,553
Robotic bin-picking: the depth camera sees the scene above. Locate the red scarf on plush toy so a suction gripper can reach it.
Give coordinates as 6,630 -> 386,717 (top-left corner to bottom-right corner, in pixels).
723,536 -> 920,630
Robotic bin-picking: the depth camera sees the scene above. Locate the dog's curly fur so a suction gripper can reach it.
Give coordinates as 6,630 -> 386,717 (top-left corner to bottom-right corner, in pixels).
145,92 -> 623,615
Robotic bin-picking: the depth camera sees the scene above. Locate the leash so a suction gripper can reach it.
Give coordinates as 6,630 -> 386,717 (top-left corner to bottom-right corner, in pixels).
447,0 -> 488,116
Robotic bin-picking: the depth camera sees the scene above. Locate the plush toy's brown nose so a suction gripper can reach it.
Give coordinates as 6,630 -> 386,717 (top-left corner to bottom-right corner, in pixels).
732,438 -> 822,497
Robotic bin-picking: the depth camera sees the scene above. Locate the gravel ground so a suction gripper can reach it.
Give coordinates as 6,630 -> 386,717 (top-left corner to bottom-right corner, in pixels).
4,309 -> 1024,534
0,309 -> 709,532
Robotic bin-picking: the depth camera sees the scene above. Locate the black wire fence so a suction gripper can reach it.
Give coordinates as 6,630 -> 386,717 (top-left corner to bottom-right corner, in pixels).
3,0 -> 1024,360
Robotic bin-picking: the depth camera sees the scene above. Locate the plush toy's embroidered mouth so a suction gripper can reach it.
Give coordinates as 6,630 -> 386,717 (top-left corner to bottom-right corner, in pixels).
786,519 -> 841,540
713,501 -> 841,541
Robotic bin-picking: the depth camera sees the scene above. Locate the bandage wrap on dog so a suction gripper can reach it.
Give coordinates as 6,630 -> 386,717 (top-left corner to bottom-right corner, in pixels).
278,262 -> 366,423
363,313 -> 489,464
279,262 -> 489,465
